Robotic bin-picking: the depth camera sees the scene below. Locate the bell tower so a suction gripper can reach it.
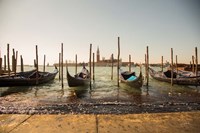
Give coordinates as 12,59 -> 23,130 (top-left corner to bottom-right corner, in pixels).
97,46 -> 100,62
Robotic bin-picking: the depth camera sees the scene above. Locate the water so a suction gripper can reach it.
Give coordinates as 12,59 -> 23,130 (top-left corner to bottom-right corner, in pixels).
0,66 -> 200,114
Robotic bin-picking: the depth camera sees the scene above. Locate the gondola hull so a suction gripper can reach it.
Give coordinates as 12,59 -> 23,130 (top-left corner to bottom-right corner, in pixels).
0,69 -> 58,87
149,68 -> 200,86
67,70 -> 89,87
120,71 -> 143,88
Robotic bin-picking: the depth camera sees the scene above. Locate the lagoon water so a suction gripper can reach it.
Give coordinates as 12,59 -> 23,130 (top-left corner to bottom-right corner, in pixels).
0,66 -> 200,114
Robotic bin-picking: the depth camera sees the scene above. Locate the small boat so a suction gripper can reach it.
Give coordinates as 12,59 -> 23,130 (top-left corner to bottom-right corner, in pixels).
120,70 -> 143,88
149,67 -> 200,86
67,69 -> 90,87
0,68 -> 58,87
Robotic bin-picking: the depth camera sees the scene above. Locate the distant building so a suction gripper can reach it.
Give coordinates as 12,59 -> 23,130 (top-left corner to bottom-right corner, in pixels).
95,46 -> 120,66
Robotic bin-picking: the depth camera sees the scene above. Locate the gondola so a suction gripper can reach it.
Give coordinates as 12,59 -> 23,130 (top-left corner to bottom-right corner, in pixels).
149,67 -> 200,86
67,69 -> 90,87
120,70 -> 143,88
0,68 -> 58,87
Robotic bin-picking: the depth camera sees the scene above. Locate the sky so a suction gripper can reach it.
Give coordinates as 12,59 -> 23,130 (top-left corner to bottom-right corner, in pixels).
0,0 -> 200,65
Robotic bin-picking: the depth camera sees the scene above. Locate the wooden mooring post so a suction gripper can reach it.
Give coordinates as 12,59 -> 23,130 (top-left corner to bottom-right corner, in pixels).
4,55 -> 6,72
0,57 -> 2,75
89,44 -> 92,89
171,48 -> 174,86
129,54 -> 131,72
93,52 -> 95,81
59,53 -> 61,81
36,45 -> 39,85
75,54 -> 77,75
192,55 -> 195,73
195,47 -> 198,76
111,53 -> 114,80
161,56 -> 163,72
43,55 -> 46,72
20,55 -> 24,72
61,43 -> 64,88
146,46 -> 149,86
176,55 -> 178,74
7,44 -> 10,76
117,37 -> 120,87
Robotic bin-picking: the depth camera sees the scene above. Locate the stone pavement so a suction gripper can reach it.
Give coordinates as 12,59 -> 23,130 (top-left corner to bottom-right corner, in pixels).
0,111 -> 200,133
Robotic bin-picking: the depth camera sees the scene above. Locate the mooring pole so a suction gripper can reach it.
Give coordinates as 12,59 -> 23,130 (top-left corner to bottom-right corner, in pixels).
117,37 -> 120,87
4,55 -> 6,72
171,48 -> 173,86
36,45 -> 39,85
15,51 -> 18,75
93,52 -> 95,81
75,54 -> 77,75
20,55 -> 24,72
146,46 -> 149,86
192,55 -> 195,73
161,56 -> 163,72
59,53 -> 61,81
111,53 -> 114,80
7,44 -> 10,77
176,55 -> 178,74
195,47 -> 198,76
89,44 -> 92,89
129,54 -> 131,72
61,43 -> 64,88
43,55 -> 46,72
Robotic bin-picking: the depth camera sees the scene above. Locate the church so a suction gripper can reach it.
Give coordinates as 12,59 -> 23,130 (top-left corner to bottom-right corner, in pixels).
95,46 -> 119,66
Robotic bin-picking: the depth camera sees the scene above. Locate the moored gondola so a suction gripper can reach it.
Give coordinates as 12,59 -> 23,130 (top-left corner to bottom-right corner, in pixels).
149,67 -> 200,86
120,69 -> 143,88
67,69 -> 90,87
0,68 -> 58,87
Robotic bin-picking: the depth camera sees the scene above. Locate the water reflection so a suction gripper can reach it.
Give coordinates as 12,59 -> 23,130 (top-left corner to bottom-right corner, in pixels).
0,86 -> 32,97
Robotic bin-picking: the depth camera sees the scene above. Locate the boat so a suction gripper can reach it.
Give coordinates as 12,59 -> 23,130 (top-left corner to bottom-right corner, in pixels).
120,70 -> 143,88
67,69 -> 90,87
149,67 -> 200,86
0,68 -> 58,87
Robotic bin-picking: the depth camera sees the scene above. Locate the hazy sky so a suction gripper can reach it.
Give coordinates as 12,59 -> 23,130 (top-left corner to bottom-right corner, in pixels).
0,0 -> 200,65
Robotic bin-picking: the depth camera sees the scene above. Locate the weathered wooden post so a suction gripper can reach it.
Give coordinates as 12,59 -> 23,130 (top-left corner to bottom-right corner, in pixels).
43,55 -> 46,72
36,45 -> 39,85
7,44 -> 10,76
75,54 -> 77,75
20,55 -> 24,72
171,48 -> 173,86
145,54 -> 147,81
4,55 -> 6,71
89,44 -> 92,89
117,37 -> 120,87
195,47 -> 198,76
176,55 -> 178,74
12,49 -> 15,72
15,51 -> 18,75
192,56 -> 195,73
129,54 -> 131,72
0,57 -> 2,75
93,52 -> 95,81
146,46 -> 149,86
59,53 -> 61,81
61,43 -> 64,88
111,53 -> 114,80
161,56 -> 163,72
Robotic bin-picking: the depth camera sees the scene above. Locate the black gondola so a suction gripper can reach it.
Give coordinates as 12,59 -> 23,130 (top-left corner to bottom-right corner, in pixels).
149,67 -> 200,86
0,68 -> 58,87
67,69 -> 90,87
120,70 -> 143,88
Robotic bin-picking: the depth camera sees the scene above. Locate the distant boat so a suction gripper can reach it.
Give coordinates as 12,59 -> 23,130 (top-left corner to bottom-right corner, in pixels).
0,68 -> 58,87
149,67 -> 200,86
67,69 -> 90,87
120,69 -> 143,88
